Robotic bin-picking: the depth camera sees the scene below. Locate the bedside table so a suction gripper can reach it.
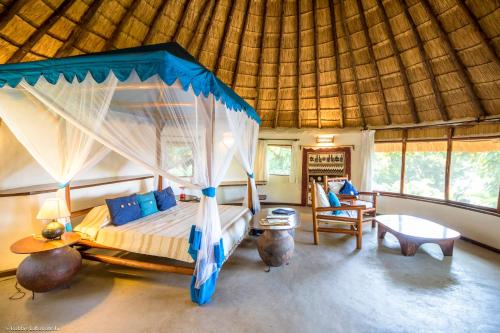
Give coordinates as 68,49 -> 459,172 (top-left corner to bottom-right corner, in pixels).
10,232 -> 82,294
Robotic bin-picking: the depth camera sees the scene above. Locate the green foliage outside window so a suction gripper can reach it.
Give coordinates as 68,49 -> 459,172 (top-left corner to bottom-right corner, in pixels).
404,150 -> 446,199
267,145 -> 292,176
373,150 -> 402,193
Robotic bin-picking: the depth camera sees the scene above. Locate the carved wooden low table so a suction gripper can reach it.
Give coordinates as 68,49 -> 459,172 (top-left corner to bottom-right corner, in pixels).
376,215 -> 461,256
10,232 -> 82,296
251,207 -> 300,271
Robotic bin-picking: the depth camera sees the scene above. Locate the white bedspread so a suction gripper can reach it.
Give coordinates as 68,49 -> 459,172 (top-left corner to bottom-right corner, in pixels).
75,202 -> 251,263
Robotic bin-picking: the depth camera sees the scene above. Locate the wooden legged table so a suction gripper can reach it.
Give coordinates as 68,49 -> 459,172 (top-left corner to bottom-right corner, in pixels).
376,215 -> 461,256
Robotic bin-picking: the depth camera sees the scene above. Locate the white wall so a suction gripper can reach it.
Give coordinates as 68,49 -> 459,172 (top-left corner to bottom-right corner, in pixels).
378,196 -> 500,249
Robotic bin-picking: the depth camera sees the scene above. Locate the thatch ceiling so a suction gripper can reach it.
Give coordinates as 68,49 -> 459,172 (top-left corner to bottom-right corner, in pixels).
0,0 -> 499,129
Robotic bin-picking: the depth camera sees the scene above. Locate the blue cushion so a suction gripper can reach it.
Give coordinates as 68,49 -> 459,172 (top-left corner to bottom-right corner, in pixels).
328,191 -> 341,216
339,181 -> 359,196
106,194 -> 141,226
154,187 -> 177,211
136,191 -> 159,217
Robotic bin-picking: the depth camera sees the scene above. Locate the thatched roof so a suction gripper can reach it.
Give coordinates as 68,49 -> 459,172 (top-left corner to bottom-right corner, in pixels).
0,0 -> 499,129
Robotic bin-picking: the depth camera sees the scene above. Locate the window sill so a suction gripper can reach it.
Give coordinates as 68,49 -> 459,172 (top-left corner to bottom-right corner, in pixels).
377,192 -> 500,217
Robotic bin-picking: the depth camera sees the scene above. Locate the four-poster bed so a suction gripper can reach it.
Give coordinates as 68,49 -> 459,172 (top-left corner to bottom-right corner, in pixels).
0,42 -> 261,305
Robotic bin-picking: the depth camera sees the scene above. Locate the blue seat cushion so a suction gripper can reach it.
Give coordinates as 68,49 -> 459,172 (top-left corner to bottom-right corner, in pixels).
328,191 -> 341,216
106,194 -> 141,226
136,191 -> 159,217
339,181 -> 359,196
154,187 -> 177,211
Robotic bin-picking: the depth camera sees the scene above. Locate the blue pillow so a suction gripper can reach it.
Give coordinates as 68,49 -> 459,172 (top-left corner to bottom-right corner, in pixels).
136,191 -> 159,217
106,194 -> 141,226
339,181 -> 359,196
154,187 -> 177,211
328,191 -> 341,216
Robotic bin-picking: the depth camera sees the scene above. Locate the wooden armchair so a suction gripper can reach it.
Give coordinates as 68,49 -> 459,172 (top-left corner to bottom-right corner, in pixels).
311,180 -> 371,249
324,176 -> 379,228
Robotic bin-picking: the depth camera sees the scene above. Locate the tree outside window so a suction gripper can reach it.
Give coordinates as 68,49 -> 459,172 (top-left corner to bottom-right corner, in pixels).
267,145 -> 292,176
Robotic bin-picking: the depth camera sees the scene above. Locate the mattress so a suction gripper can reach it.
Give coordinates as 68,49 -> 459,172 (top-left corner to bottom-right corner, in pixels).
74,202 -> 252,263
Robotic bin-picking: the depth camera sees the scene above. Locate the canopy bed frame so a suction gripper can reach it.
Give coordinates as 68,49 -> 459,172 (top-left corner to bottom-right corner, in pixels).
0,42 -> 261,305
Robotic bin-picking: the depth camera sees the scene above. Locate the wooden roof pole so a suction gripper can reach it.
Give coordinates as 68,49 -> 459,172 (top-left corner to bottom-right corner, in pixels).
214,0 -> 237,74
296,0 -> 303,128
313,0 -> 322,129
7,0 -> 76,63
355,0 -> 390,125
231,0 -> 253,89
400,0 -> 448,121
143,0 -> 171,45
328,0 -> 344,128
0,0 -> 28,31
184,0 -> 211,49
104,0 -> 141,50
255,1 -> 270,119
340,0 -> 366,128
375,0 -> 418,124
455,0 -> 499,66
172,0 -> 194,42
273,1 -> 285,128
55,0 -> 105,57
191,0 -> 218,57
418,0 -> 487,118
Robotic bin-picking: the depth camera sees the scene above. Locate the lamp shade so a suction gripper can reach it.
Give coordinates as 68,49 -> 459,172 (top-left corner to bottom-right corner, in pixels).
36,198 -> 70,220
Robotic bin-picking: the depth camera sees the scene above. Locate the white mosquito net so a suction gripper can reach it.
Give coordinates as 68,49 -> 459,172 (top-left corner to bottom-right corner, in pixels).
0,43 -> 261,305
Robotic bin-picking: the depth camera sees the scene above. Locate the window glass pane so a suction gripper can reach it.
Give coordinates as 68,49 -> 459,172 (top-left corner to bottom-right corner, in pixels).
373,142 -> 402,192
450,139 -> 500,208
165,144 -> 193,177
404,141 -> 447,199
267,145 -> 292,176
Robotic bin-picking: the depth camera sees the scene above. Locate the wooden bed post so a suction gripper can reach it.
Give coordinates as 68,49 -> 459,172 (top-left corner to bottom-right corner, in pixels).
158,176 -> 163,191
247,176 -> 254,213
64,184 -> 71,213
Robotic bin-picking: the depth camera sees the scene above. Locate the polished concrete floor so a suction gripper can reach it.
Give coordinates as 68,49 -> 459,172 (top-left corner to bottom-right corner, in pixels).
1,206 -> 500,333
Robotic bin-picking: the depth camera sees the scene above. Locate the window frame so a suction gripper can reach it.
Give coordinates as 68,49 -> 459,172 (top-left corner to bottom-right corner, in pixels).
266,144 -> 293,177
374,129 -> 500,216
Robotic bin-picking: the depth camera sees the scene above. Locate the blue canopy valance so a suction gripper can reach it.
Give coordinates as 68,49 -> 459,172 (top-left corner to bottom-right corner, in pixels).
0,42 -> 260,124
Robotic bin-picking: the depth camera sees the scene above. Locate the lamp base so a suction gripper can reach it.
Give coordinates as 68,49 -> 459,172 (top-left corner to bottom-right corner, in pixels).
42,221 -> 65,240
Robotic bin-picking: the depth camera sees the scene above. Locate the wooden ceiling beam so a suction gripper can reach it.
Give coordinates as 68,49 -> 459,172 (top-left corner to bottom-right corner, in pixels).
214,0 -> 237,74
455,0 -> 499,66
143,0 -> 171,45
230,0 -> 252,89
355,0 -> 390,125
296,0 -> 302,128
55,0 -> 105,57
400,0 -> 449,121
340,0 -> 366,128
255,1 -> 270,119
7,0 -> 76,63
0,0 -> 28,32
172,0 -> 193,42
313,0 -> 322,129
375,0 -> 418,123
191,0 -> 218,57
273,1 -> 286,128
104,0 -> 141,50
418,0 -> 487,118
329,0 -> 344,128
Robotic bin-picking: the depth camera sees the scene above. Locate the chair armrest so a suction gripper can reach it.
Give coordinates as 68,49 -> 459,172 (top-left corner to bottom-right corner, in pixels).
337,194 -> 357,200
315,205 -> 365,212
358,191 -> 379,196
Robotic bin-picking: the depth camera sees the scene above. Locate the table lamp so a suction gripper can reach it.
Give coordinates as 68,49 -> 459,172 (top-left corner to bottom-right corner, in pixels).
36,198 -> 70,240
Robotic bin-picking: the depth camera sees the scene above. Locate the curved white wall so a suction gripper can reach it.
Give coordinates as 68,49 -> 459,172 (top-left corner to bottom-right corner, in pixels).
378,196 -> 500,249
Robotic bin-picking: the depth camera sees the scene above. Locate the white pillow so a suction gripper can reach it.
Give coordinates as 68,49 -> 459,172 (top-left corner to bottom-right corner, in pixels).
328,181 -> 345,194
315,183 -> 330,207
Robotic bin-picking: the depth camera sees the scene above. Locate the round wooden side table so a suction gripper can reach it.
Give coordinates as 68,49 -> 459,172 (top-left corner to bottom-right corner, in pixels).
250,207 -> 301,271
10,232 -> 82,294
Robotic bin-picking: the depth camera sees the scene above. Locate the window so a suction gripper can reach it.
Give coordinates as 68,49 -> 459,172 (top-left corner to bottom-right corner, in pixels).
267,145 -> 292,176
450,139 -> 500,208
374,142 -> 402,192
165,144 -> 193,177
404,141 -> 447,199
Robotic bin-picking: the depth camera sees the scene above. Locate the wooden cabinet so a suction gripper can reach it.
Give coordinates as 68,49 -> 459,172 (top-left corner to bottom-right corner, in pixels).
301,147 -> 351,205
